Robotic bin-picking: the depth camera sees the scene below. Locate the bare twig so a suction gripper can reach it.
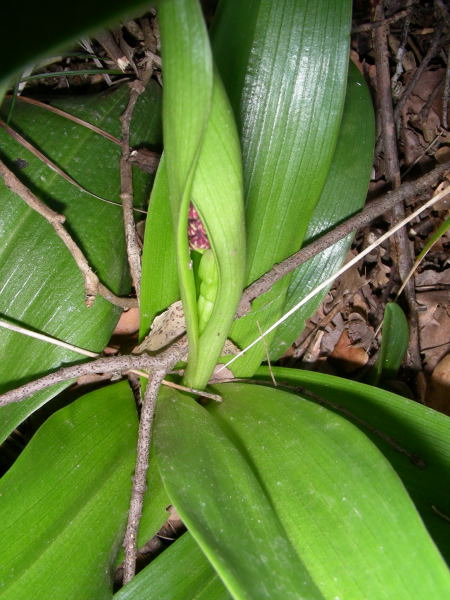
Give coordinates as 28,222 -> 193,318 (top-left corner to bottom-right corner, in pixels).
237,162 -> 450,317
373,3 -> 401,188
352,9 -> 410,34
95,30 -> 130,71
97,284 -> 138,309
120,79 -> 150,299
443,46 -> 450,129
419,76 -> 445,123
132,370 -> 223,402
0,338 -> 187,408
434,0 -> 450,27
373,1 -> 422,373
122,368 -> 165,584
0,158 -> 138,309
391,1 -> 413,94
394,24 -> 447,122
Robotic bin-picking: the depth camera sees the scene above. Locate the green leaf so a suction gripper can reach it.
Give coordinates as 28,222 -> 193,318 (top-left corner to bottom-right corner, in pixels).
212,0 -> 353,375
255,366 -> 450,562
0,381 -> 137,600
115,532 -> 231,600
154,386 -> 323,600
139,158 -> 178,339
0,82 -> 161,443
269,62 -> 375,359
114,443 -> 170,567
369,302 -> 409,385
154,0 -> 246,388
155,383 -> 450,599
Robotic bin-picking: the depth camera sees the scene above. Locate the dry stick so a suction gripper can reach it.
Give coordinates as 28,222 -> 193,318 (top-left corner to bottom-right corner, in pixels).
7,95 -> 122,145
393,23 -> 446,123
122,369 -> 165,584
434,0 -> 450,27
96,30 -> 130,71
373,2 -> 422,373
8,94 -> 160,172
237,161 -> 450,317
352,8 -> 410,34
0,319 -> 98,358
0,158 -> 137,309
0,158 -> 98,305
0,338 -> 187,408
122,336 -> 188,585
443,46 -> 450,129
120,80 -> 147,299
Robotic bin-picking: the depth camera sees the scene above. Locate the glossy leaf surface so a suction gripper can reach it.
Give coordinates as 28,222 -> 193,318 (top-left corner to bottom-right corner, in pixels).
213,0 -> 353,374
155,382 -> 450,598
151,0 -> 245,388
369,302 -> 409,385
115,532 -> 231,600
139,158 -> 178,338
0,381 -> 137,600
269,63 -> 374,359
0,82 -> 161,443
154,386 -> 323,600
256,366 -> 450,561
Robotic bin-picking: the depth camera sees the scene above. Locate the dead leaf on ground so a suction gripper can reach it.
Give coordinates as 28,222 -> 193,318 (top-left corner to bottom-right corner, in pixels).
425,353 -> 450,415
330,328 -> 369,374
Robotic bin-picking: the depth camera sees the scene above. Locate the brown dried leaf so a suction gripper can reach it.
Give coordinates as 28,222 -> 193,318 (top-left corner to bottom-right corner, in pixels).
330,328 -> 369,374
425,353 -> 450,415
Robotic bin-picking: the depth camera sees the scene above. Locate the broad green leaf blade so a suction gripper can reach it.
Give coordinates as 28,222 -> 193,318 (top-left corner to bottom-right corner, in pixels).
269,63 -> 375,359
115,443 -> 170,567
156,0 -> 246,388
154,387 -> 323,600
0,381 -> 137,600
115,532 -> 231,600
0,82 -> 161,443
139,158 -> 178,339
183,73 -> 245,387
255,366 -> 450,562
156,0 -> 214,365
369,302 -> 409,385
213,0 -> 353,375
207,383 -> 450,599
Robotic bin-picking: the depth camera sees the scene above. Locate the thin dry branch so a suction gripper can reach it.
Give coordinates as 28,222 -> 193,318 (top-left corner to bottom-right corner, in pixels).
122,368 -> 166,584
393,23 -> 447,122
0,339 -> 187,408
0,158 -> 138,309
120,79 -> 149,299
352,8 -> 410,34
237,162 -> 450,317
0,118 -> 135,212
373,1 -> 421,373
